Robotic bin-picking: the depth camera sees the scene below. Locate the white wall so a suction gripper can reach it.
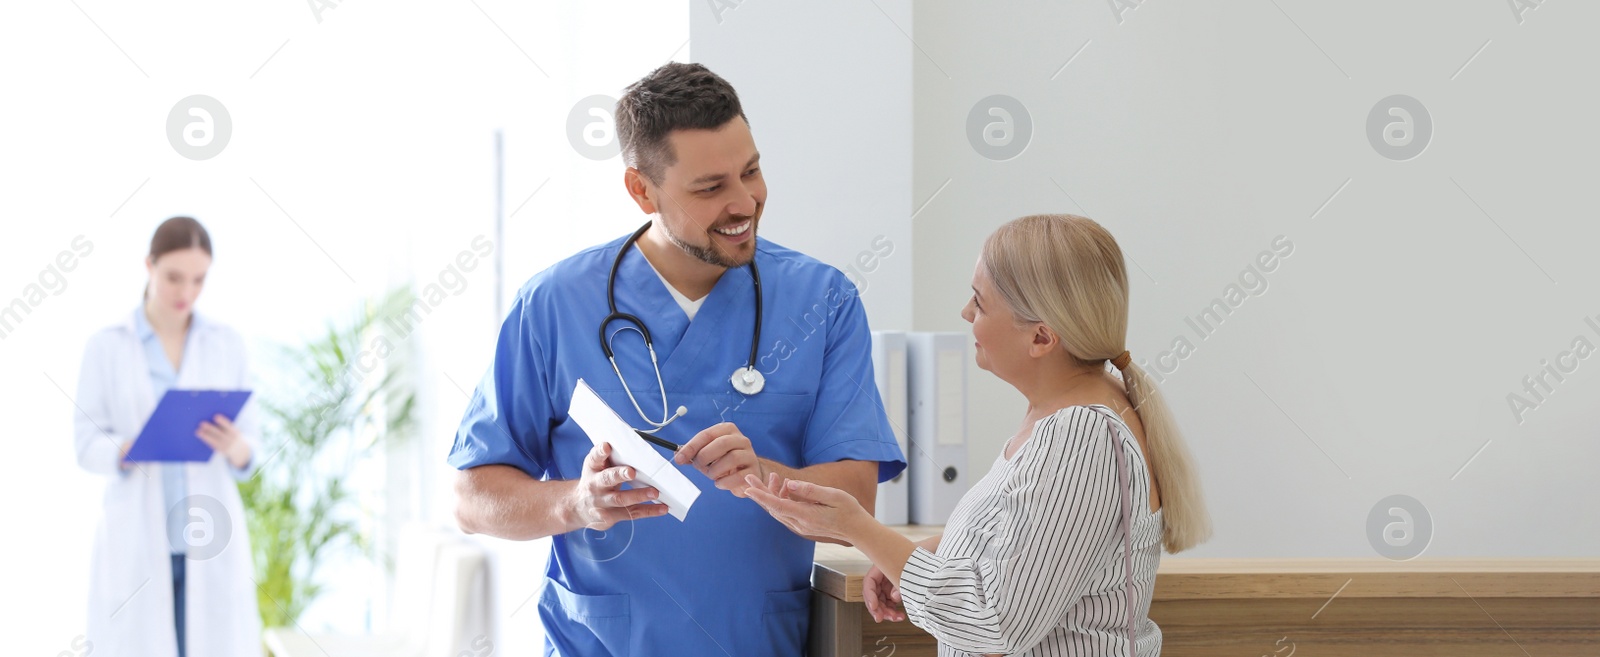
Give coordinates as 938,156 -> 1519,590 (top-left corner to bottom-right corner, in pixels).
909,0 -> 1598,558
689,0 -> 915,330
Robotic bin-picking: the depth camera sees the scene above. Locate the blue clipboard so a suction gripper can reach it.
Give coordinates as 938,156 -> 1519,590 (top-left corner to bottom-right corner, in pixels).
123,389 -> 252,463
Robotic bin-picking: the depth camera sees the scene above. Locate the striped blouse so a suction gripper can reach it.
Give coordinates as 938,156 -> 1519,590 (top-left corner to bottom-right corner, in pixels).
898,405 -> 1165,657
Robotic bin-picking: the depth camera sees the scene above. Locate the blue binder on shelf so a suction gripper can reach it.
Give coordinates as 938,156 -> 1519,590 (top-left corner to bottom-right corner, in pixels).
123,389 -> 252,463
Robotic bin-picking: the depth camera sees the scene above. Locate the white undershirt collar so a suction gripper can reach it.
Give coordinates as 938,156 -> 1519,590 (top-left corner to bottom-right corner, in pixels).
641,255 -> 707,321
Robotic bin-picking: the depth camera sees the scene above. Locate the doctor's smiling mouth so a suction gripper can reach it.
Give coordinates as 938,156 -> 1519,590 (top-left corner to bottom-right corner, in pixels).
664,205 -> 763,269
711,215 -> 756,245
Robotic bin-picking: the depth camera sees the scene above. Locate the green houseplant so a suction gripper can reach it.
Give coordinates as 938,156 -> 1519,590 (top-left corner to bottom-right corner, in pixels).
238,289 -> 417,628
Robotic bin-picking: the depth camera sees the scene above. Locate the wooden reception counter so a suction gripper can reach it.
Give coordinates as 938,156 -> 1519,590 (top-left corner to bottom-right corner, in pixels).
810,527 -> 1600,657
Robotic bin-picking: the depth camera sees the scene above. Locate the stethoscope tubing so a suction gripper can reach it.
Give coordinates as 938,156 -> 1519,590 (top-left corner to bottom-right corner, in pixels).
600,222 -> 764,428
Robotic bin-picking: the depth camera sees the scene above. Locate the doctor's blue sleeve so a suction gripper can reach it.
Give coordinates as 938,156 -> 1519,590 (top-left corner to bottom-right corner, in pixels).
447,294 -> 555,478
800,284 -> 907,482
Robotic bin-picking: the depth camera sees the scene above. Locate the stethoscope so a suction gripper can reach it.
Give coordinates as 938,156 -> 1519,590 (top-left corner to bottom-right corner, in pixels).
600,222 -> 765,430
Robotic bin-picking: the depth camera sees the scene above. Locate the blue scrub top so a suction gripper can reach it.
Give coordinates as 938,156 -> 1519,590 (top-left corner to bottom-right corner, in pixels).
449,232 -> 906,657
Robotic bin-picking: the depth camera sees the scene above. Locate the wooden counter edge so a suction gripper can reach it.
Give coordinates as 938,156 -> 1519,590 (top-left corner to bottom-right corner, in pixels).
813,557 -> 1600,603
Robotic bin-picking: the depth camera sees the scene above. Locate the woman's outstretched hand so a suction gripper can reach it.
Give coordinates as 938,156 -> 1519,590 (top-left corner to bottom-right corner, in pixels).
743,472 -> 868,544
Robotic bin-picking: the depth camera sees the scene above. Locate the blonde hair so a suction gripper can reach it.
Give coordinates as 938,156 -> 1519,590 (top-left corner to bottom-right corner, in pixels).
982,214 -> 1211,553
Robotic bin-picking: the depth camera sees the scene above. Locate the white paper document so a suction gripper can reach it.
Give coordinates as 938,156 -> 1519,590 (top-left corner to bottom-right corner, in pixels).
567,379 -> 701,521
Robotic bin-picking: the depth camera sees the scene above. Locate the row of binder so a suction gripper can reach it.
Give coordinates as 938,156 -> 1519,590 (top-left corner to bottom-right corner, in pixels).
871,331 -> 968,526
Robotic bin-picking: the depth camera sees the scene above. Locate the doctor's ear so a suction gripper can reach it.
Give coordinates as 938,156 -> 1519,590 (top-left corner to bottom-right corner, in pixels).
624,167 -> 658,215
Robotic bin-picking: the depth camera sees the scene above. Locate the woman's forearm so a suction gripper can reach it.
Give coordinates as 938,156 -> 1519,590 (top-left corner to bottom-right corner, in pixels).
844,514 -> 919,586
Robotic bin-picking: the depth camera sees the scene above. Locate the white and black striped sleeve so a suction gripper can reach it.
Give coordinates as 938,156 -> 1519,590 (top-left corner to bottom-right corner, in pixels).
897,407 -> 1125,655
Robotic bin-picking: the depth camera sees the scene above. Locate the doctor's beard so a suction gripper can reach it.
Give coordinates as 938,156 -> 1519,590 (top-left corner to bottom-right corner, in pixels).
664,210 -> 760,269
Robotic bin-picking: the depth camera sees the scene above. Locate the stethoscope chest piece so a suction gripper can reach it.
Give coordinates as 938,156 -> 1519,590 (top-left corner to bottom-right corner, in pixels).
731,366 -> 765,396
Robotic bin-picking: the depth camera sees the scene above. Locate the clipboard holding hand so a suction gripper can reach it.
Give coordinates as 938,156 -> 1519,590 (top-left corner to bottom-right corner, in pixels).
124,389 -> 253,463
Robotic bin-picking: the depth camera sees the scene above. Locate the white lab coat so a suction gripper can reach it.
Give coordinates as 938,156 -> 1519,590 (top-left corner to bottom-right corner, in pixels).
74,308 -> 263,657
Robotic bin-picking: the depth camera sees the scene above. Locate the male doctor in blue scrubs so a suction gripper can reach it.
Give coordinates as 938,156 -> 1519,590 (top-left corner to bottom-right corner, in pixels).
449,62 -> 905,656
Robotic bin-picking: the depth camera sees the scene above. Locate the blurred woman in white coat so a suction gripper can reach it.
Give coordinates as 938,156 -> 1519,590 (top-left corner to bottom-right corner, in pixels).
74,216 -> 262,657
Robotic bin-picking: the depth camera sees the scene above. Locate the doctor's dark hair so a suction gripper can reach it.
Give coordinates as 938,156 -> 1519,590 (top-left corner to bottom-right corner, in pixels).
144,216 -> 212,298
615,62 -> 748,184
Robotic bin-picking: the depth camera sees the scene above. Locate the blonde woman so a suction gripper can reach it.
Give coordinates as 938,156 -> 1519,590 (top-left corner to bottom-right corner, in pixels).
746,214 -> 1210,656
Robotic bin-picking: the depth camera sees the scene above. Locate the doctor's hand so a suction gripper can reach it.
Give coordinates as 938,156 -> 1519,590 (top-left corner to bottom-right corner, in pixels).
196,415 -> 251,470
567,442 -> 670,532
676,422 -> 766,498
743,473 -> 870,544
